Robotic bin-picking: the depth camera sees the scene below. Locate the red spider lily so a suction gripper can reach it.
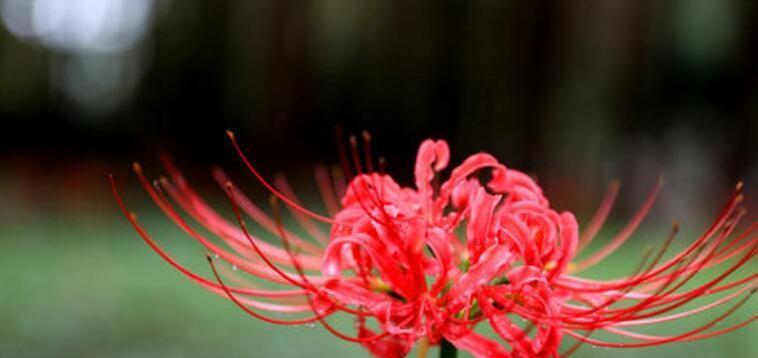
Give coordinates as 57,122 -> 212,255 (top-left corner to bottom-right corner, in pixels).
110,131 -> 756,358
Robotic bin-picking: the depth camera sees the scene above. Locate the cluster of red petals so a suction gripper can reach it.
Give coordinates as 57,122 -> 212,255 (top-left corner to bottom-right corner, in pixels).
111,134 -> 756,358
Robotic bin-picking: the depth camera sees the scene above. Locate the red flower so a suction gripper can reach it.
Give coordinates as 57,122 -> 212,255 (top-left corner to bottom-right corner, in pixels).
111,132 -> 755,358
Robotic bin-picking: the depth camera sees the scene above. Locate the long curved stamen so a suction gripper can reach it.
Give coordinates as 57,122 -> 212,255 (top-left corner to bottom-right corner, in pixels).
211,169 -> 324,254
362,131 -> 375,173
559,185 -> 745,293
314,165 -> 340,216
155,174 -> 323,270
110,174 -> 308,296
226,130 -> 341,225
565,289 -> 755,348
563,222 -> 683,322
334,126 -> 354,183
207,255 -> 334,325
575,178 -> 662,271
577,180 -> 620,251
273,175 -> 330,245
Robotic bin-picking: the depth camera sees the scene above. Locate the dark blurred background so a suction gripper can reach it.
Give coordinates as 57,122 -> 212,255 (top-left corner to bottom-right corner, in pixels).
0,1 -> 755,357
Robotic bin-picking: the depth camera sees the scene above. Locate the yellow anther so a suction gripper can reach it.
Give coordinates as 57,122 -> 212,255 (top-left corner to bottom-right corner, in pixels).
544,261 -> 558,271
369,277 -> 392,293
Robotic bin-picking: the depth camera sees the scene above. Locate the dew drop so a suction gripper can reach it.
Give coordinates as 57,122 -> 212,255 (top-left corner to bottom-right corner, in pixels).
214,253 -> 220,259
232,264 -> 238,271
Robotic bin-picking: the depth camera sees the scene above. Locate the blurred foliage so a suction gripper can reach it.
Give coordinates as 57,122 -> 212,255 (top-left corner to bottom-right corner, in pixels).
0,1 -> 755,178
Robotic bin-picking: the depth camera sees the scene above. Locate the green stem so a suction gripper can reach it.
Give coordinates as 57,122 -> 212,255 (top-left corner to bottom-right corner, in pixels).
439,339 -> 457,358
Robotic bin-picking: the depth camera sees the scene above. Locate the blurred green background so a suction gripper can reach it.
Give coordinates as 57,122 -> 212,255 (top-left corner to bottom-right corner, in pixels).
0,0 -> 756,357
